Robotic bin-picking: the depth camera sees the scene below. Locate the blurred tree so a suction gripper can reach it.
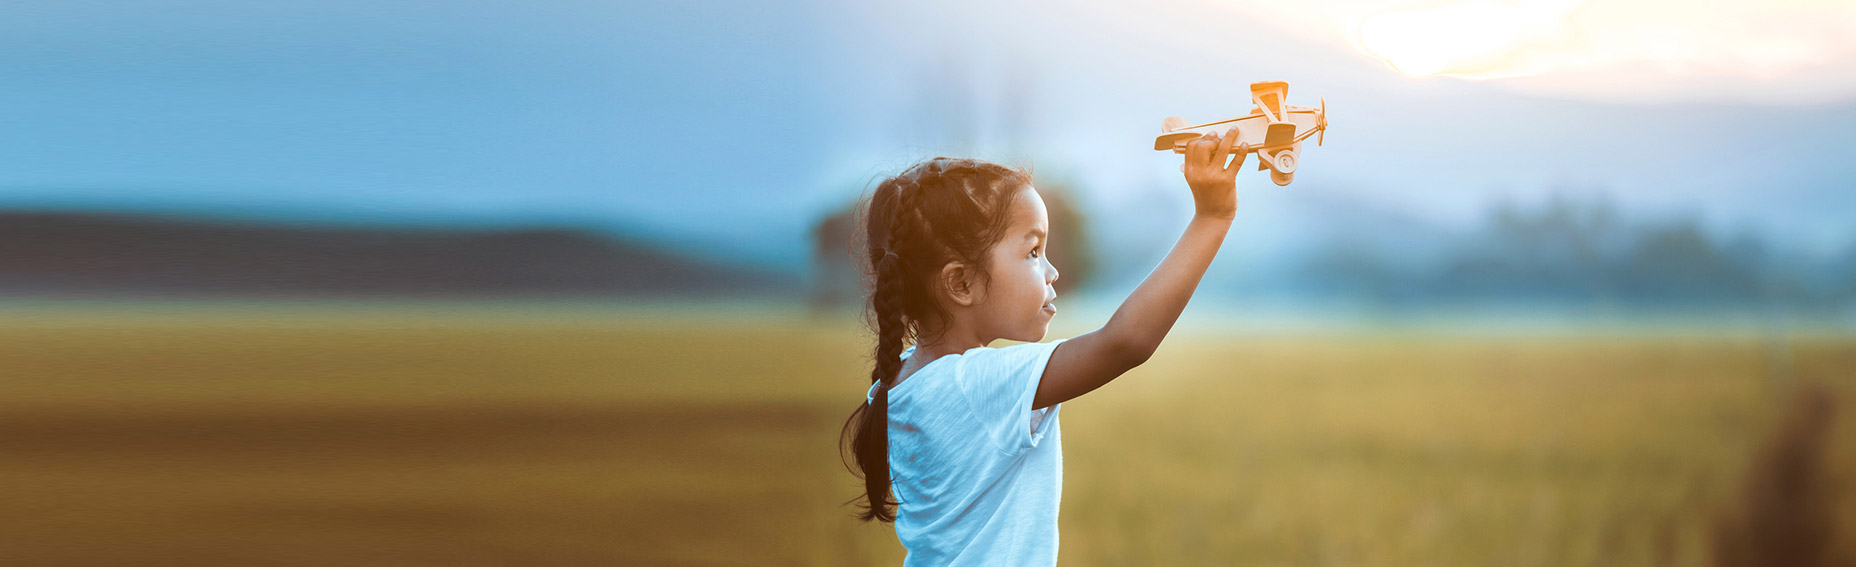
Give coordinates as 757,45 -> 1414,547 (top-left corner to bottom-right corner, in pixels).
1289,192 -> 1846,310
1297,237 -> 1407,305
1620,222 -> 1765,304
1441,195 -> 1626,302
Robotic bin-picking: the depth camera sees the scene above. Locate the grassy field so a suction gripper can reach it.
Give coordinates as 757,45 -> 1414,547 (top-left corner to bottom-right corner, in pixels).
0,301 -> 1851,565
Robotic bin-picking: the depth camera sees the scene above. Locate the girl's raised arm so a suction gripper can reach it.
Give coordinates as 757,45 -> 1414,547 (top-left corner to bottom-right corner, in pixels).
1033,129 -> 1245,410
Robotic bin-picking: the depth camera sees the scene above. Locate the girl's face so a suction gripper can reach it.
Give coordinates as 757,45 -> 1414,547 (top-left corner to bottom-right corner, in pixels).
973,186 -> 1060,342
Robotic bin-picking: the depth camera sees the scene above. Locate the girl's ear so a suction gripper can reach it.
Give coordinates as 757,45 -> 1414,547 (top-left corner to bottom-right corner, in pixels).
940,262 -> 980,307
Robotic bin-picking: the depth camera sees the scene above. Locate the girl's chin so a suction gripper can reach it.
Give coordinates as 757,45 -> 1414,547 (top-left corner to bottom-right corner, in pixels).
1002,327 -> 1048,344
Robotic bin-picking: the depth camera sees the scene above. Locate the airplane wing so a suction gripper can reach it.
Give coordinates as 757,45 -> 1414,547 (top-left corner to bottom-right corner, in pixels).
1249,81 -> 1288,122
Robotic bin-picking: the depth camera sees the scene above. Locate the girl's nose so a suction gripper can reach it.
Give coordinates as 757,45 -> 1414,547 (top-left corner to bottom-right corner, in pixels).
1043,257 -> 1059,283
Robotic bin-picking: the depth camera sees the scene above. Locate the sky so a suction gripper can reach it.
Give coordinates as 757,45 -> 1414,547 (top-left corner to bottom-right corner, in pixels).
1253,0 -> 1856,102
2,0 -> 1853,279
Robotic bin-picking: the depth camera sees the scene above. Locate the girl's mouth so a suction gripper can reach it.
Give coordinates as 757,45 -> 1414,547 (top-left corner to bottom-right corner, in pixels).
1041,300 -> 1056,315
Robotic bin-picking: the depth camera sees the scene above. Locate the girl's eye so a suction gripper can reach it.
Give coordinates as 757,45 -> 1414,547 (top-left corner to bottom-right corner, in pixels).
1029,248 -> 1041,259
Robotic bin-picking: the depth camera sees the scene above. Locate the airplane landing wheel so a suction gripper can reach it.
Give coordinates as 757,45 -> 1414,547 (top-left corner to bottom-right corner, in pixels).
1271,170 -> 1294,186
1274,152 -> 1297,174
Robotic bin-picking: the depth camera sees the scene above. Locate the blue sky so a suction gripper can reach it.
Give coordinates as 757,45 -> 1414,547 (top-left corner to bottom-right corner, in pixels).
1,3 -> 827,218
3,0 -> 1852,279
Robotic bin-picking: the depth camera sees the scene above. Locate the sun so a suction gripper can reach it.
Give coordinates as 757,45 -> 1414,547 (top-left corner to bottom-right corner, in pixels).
1357,0 -> 1578,79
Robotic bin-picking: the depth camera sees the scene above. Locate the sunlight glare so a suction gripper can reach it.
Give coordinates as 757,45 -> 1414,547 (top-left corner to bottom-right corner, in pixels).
1357,0 -> 1578,78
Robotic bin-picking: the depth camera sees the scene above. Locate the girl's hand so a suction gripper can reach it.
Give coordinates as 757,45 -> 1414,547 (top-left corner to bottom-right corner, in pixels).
1181,128 -> 1245,220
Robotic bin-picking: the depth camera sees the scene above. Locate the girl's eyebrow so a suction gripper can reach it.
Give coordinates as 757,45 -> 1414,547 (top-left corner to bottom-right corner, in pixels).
1026,227 -> 1046,241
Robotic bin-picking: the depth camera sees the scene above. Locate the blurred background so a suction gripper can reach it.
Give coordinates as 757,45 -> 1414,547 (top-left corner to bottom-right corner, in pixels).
4,0 -> 1853,564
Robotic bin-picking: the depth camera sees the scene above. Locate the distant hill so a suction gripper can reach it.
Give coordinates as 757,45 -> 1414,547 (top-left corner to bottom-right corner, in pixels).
0,211 -> 793,298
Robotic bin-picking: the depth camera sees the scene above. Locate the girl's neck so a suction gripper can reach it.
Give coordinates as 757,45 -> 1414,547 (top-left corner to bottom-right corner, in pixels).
911,325 -> 988,362
898,325 -> 987,385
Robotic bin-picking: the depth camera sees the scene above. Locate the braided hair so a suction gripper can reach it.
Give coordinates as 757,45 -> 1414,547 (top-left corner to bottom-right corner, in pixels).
841,157 -> 1032,523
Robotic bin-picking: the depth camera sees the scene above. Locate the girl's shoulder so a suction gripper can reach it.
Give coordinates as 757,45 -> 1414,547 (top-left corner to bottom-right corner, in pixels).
947,339 -> 1069,384
884,339 -> 1067,398
951,338 -> 1071,454
965,338 -> 1066,362
906,339 -> 1066,372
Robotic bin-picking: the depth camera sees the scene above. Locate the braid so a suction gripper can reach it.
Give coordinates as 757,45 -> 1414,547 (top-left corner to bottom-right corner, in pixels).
897,177 -> 936,259
848,176 -> 926,523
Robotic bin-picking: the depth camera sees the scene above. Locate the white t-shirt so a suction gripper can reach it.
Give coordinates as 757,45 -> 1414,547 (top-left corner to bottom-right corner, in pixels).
864,338 -> 1071,566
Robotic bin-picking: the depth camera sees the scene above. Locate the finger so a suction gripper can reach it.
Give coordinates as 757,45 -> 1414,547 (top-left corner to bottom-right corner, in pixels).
1195,132 -> 1219,165
1224,142 -> 1250,175
1185,133 -> 1212,168
1215,127 -> 1238,169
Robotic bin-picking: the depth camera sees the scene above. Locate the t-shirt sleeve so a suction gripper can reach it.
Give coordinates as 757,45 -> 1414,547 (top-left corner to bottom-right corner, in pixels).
954,338 -> 1070,455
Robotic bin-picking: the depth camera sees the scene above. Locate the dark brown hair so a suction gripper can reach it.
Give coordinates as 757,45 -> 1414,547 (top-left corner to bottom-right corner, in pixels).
841,157 -> 1033,523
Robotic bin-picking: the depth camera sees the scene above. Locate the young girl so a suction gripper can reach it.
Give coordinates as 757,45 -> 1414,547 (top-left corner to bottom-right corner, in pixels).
844,129 -> 1246,565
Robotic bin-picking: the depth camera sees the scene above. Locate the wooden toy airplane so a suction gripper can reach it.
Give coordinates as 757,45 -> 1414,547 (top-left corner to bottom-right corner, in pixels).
1155,81 -> 1329,186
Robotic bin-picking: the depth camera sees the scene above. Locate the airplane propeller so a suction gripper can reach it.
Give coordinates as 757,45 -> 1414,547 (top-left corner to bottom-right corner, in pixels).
1317,97 -> 1327,146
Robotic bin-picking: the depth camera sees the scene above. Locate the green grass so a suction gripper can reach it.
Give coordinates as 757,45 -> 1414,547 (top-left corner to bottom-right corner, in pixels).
0,302 -> 1850,565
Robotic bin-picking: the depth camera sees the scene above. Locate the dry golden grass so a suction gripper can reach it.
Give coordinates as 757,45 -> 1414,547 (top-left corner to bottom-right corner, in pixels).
0,301 -> 1850,565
